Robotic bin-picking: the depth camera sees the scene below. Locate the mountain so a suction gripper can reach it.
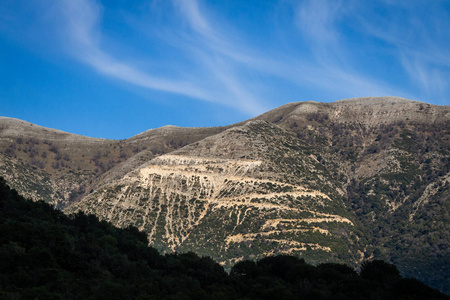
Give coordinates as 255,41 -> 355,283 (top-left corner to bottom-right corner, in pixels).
1,97 -> 449,293
0,117 -> 226,208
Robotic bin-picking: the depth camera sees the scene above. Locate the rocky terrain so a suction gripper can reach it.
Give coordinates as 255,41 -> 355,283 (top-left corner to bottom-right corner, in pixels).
0,117 -> 225,208
1,97 -> 449,293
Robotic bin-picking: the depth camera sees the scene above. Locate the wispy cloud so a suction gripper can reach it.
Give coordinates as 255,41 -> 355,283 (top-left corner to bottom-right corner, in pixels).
3,0 -> 448,115
400,53 -> 448,98
168,0 -> 269,114
57,0 -> 275,115
289,0 -> 412,98
295,0 -> 344,45
53,0 -> 216,104
346,1 -> 450,103
172,0 -> 409,104
172,0 -> 214,40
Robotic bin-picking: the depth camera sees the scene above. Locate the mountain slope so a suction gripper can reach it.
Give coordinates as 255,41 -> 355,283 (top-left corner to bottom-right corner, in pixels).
1,97 -> 449,293
66,121 -> 358,267
0,117 -> 226,208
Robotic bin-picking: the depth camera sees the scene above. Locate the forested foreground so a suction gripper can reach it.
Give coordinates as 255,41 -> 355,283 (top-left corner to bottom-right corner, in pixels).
0,177 -> 447,300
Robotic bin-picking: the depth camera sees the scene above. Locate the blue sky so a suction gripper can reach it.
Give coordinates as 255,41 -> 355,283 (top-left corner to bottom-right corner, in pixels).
1,0 -> 449,139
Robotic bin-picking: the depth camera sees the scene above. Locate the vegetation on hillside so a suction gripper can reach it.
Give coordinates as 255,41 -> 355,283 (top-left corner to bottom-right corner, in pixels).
1,177 -> 447,299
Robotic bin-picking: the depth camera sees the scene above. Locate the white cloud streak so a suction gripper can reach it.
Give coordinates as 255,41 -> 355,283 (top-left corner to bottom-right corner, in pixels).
295,0 -> 343,45
55,0 -> 214,104
290,0 -> 413,98
6,0 -> 447,114
346,1 -> 450,103
169,0 -> 270,114
56,0 -> 277,115
172,0 -> 410,104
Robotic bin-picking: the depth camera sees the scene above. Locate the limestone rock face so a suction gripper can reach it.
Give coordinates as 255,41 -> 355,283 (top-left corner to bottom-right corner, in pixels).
66,121 -> 356,266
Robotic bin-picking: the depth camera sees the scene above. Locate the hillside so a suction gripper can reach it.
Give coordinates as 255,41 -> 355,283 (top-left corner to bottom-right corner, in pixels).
1,97 -> 449,293
66,120 -> 357,267
1,177 -> 448,299
0,117 -> 225,208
